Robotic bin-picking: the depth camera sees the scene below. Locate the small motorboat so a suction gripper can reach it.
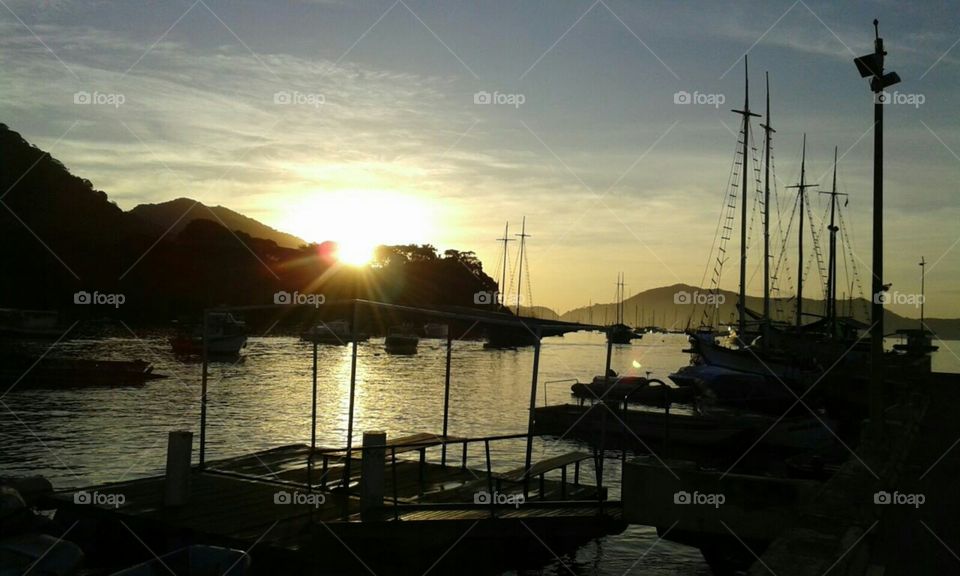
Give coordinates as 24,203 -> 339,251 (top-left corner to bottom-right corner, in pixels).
0,356 -> 166,389
572,370 -> 652,398
171,312 -> 247,356
385,326 -> 419,355
570,370 -> 694,406
300,320 -> 369,345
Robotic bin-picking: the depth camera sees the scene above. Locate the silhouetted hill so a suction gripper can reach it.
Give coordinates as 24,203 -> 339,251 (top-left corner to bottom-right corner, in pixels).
561,283 -> 960,339
0,123 -> 498,327
129,198 -> 307,249
515,305 -> 559,320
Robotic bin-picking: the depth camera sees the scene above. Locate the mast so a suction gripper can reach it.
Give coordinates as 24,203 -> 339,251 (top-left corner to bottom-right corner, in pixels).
732,55 -> 760,338
515,216 -> 529,315
496,221 -> 514,306
761,72 -> 775,325
819,146 -> 846,335
919,256 -> 926,330
788,135 -> 817,328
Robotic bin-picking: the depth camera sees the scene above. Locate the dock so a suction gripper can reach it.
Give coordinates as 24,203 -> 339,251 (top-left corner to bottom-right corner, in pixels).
46,432 -> 625,574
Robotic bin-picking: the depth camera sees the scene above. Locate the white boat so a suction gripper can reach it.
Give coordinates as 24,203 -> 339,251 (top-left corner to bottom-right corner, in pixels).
171,312 -> 247,355
300,320 -> 368,345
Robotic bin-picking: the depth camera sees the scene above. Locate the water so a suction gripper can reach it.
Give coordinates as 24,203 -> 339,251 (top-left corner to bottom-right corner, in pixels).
2,331 -> 957,574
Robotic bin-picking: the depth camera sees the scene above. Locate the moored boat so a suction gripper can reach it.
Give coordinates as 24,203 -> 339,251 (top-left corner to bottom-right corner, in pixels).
300,320 -> 368,345
0,309 -> 63,339
385,326 -> 419,355
171,312 -> 247,356
0,356 -> 166,389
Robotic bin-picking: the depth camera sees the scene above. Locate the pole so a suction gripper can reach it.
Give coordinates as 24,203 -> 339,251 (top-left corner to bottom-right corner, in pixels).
869,20 -> 887,441
310,340 -> 318,485
441,330 -> 453,467
199,310 -> 209,468
870,76 -> 884,439
344,302 -> 359,489
605,338 -> 613,377
919,257 -> 926,330
523,330 -> 542,498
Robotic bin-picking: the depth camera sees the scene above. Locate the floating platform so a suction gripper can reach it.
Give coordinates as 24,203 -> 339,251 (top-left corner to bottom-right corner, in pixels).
44,433 -> 625,575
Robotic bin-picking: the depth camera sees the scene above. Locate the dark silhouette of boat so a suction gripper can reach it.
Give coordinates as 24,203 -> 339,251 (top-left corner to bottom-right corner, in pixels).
385,325 -> 419,355
0,356 -> 165,389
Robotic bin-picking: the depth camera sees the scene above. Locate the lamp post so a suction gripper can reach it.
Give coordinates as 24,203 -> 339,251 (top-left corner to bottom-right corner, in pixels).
854,19 -> 899,441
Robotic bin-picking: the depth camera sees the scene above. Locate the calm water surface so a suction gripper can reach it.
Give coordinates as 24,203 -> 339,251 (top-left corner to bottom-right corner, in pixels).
3,331 -> 957,575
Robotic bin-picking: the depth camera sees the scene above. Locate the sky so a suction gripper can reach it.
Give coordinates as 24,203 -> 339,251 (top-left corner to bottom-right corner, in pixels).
2,0 -> 958,317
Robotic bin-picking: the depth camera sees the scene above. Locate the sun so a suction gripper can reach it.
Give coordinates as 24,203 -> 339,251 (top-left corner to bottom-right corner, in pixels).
278,188 -> 434,266
335,241 -> 375,266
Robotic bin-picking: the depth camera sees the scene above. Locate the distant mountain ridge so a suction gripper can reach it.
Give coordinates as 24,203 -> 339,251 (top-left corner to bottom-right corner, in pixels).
129,198 -> 307,249
559,283 -> 960,339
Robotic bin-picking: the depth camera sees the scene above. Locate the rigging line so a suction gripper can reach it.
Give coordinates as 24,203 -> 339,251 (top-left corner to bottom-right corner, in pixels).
699,117 -> 746,327
800,193 -> 831,300
772,192 -> 800,309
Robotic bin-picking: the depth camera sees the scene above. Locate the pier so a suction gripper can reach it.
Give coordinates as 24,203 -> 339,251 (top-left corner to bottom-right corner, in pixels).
40,301 -> 623,575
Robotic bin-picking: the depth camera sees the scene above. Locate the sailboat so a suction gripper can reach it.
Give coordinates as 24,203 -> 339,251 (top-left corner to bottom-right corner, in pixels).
679,60 -> 933,406
483,217 -> 540,348
607,273 -> 638,344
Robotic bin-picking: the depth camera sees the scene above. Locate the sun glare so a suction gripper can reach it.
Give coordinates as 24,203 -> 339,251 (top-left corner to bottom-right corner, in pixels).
279,189 -> 434,266
335,241 -> 375,266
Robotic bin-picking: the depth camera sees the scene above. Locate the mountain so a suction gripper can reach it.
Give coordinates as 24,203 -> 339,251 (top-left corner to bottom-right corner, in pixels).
129,198 -> 307,249
560,283 -> 960,339
515,305 -> 560,320
0,123 -> 498,324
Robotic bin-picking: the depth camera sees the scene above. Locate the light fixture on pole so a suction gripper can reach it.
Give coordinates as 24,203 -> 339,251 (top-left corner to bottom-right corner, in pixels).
854,19 -> 898,441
